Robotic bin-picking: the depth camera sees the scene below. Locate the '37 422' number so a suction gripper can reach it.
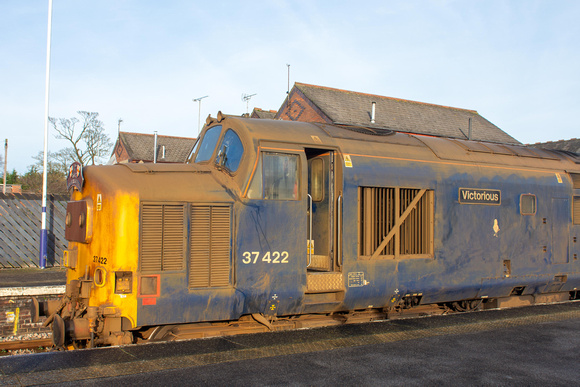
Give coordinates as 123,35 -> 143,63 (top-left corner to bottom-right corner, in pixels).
242,251 -> 289,264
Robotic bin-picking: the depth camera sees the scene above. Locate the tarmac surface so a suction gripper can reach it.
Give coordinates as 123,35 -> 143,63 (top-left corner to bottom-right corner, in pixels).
1,302 -> 579,386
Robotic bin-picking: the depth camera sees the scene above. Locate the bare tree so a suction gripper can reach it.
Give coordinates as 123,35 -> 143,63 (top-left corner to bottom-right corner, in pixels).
19,152 -> 68,194
49,111 -> 113,166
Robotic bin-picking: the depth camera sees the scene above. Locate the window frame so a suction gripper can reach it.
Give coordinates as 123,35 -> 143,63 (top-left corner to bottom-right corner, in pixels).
193,125 -> 223,164
214,129 -> 244,174
309,158 -> 325,202
520,194 -> 537,216
247,151 -> 301,201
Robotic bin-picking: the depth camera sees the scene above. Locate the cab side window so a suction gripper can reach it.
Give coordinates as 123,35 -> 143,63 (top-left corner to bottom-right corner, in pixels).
248,152 -> 299,200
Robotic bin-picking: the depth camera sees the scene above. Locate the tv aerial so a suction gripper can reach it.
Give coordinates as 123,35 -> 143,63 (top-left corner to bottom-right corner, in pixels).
242,93 -> 257,115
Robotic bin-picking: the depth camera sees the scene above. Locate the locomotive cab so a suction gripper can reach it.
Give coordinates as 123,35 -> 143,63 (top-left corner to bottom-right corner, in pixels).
190,114 -> 348,313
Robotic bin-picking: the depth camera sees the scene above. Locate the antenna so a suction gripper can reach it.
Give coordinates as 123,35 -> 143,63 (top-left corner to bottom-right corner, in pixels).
193,95 -> 209,137
242,93 -> 257,115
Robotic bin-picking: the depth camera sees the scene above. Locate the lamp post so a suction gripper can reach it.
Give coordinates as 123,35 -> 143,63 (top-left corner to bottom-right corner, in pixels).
192,96 -> 208,137
40,0 -> 53,269
3,139 -> 7,194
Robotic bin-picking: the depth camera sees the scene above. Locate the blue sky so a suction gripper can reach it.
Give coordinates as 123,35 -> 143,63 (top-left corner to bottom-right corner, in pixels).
1,1 -> 579,173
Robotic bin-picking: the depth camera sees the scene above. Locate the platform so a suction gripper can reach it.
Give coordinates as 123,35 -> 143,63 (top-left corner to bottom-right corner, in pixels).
0,302 -> 578,385
0,267 -> 66,296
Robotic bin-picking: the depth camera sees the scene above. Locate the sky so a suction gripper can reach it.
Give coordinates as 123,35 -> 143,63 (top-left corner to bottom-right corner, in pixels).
1,0 -> 579,174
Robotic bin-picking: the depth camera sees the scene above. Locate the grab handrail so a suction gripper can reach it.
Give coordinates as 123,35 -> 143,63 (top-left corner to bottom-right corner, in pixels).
337,193 -> 343,268
307,194 -> 313,268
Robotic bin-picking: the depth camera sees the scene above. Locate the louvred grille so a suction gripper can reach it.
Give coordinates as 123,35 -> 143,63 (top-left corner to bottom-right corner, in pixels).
190,205 -> 231,288
140,204 -> 184,272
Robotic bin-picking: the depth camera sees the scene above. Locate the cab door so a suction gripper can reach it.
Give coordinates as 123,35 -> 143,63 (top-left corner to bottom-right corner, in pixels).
306,149 -> 340,273
304,149 -> 344,308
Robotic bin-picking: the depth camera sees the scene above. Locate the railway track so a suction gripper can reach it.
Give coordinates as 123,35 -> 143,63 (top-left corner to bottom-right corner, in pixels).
2,298 -> 578,355
1,305 -> 442,354
0,338 -> 53,353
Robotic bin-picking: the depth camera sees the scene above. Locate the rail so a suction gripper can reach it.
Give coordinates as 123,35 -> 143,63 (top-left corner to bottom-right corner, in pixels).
0,338 -> 52,352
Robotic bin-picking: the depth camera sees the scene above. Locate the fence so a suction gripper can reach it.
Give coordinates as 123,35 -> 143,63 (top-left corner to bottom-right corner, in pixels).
0,193 -> 68,268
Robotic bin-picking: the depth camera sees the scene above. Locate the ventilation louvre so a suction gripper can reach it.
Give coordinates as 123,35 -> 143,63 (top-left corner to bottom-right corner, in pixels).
359,187 -> 433,259
190,205 -> 232,288
140,204 -> 185,272
571,173 -> 580,189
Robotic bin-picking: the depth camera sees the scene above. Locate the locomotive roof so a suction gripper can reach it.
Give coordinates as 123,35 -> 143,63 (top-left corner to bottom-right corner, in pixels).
222,116 -> 580,173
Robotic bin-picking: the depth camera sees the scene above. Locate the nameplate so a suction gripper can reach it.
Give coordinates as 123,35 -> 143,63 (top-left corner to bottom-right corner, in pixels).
458,188 -> 501,205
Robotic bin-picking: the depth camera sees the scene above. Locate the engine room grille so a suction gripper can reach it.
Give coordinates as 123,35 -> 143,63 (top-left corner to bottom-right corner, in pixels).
571,173 -> 580,189
189,205 -> 232,288
140,204 -> 185,272
359,186 -> 434,260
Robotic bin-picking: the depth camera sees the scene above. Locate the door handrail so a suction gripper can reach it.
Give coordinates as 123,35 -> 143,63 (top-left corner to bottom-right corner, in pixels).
307,193 -> 313,268
337,193 -> 343,268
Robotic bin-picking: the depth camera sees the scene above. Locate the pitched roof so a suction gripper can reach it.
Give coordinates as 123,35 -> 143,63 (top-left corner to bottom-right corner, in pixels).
251,108 -> 277,119
118,132 -> 196,163
530,138 -> 580,154
289,83 -> 520,145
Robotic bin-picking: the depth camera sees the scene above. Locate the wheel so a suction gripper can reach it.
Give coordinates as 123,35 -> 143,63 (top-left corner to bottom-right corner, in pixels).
52,314 -> 65,348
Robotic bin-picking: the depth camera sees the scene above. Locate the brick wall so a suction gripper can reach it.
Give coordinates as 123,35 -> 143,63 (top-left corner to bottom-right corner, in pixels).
276,88 -> 332,123
0,294 -> 61,338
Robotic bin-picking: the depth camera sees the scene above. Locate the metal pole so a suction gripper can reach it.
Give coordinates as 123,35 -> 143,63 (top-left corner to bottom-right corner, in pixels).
153,131 -> 158,163
3,139 -> 7,194
287,64 -> 290,108
40,0 -> 53,269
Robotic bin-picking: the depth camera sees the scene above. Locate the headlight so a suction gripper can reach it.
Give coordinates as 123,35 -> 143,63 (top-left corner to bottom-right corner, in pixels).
115,271 -> 133,294
139,275 -> 159,296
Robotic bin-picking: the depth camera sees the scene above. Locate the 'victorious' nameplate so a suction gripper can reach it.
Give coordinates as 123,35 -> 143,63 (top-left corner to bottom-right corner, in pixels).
458,188 -> 501,205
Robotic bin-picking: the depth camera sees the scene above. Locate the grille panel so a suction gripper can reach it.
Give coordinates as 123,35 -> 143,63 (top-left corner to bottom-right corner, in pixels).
571,173 -> 580,189
359,187 -> 433,259
190,205 -> 232,288
140,204 -> 185,272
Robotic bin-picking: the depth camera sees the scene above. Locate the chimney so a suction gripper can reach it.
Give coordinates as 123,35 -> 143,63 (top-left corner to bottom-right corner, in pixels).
371,102 -> 376,124
468,118 -> 472,141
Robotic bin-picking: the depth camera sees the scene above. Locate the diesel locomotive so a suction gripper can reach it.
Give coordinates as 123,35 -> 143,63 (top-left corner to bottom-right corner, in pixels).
39,113 -> 580,348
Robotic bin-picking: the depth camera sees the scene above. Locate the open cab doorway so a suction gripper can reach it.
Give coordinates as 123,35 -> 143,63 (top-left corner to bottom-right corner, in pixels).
305,148 -> 345,310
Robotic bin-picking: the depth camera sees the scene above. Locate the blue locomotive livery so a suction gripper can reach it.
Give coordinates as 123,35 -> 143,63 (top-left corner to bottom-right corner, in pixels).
40,113 -> 580,347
